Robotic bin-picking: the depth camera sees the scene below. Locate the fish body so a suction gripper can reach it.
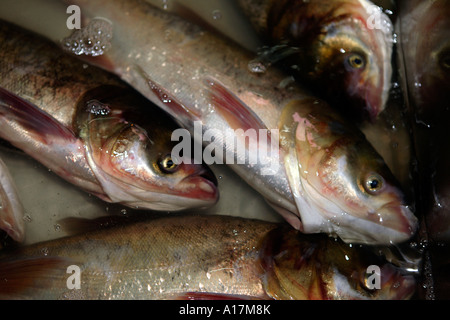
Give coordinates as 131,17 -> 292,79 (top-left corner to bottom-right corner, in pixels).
0,215 -> 416,300
0,20 -> 218,212
27,0 -> 417,245
236,0 -> 394,121
0,157 -> 24,242
398,0 -> 450,241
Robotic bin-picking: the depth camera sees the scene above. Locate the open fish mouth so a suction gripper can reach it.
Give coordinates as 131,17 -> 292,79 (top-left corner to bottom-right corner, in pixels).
179,166 -> 219,206
378,264 -> 417,300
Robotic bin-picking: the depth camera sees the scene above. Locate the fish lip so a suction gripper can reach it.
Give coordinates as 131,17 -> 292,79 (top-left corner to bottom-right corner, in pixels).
380,265 -> 417,300
377,202 -> 419,236
180,166 -> 219,203
365,96 -> 382,122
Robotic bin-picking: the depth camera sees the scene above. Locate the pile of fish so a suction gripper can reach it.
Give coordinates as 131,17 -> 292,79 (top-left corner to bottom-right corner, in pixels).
0,0 -> 446,300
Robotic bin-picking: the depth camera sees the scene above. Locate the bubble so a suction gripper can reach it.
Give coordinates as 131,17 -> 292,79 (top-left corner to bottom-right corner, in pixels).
248,60 -> 267,74
41,247 -> 49,256
212,10 -> 222,20
86,100 -> 111,116
61,18 -> 113,57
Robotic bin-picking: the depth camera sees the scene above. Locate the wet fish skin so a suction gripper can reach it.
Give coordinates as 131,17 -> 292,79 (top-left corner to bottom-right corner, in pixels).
398,0 -> 450,241
33,0 -> 418,245
0,20 -> 218,212
0,158 -> 24,242
236,0 -> 394,122
0,215 -> 416,300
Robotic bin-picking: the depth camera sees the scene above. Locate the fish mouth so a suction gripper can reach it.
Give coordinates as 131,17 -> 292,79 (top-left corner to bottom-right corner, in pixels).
331,204 -> 418,245
380,264 -> 417,300
368,202 -> 419,240
365,89 -> 384,121
179,165 -> 219,206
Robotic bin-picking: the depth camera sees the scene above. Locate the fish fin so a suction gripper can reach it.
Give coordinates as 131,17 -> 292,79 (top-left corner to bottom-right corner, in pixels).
0,87 -> 76,144
0,158 -> 25,243
134,65 -> 201,123
0,256 -> 73,299
168,292 -> 264,300
204,77 -> 268,132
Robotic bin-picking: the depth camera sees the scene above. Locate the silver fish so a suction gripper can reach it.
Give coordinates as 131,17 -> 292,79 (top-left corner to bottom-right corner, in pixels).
0,0 -> 418,245
0,215 -> 416,300
0,20 -> 218,212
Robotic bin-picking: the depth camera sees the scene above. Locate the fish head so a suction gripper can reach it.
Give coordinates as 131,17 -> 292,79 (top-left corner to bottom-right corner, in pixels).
78,86 -> 219,211
326,240 -> 417,300
282,101 -> 417,245
260,228 -> 416,300
269,0 -> 394,121
308,11 -> 393,122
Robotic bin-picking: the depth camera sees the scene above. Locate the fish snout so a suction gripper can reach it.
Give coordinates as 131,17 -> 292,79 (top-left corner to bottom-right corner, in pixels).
364,85 -> 384,121
372,203 -> 418,243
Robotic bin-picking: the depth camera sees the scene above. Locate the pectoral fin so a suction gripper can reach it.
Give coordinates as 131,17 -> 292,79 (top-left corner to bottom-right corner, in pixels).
0,87 -> 76,144
0,158 -> 25,243
204,77 -> 268,133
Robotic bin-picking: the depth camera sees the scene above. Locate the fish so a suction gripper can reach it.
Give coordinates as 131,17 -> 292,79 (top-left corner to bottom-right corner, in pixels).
0,215 -> 416,300
0,20 -> 219,212
235,0 -> 395,122
0,157 -> 25,243
398,0 -> 450,126
397,0 -> 450,241
62,0 -> 417,244
0,0 -> 418,245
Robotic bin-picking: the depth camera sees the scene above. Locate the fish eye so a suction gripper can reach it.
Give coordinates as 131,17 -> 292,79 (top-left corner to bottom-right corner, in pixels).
158,154 -> 179,173
346,53 -> 366,70
364,173 -> 385,195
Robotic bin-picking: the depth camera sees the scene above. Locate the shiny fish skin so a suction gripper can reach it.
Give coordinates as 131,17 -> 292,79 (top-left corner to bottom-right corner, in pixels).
0,157 -> 25,242
236,0 -> 394,122
0,20 -> 218,212
0,215 -> 416,300
45,0 -> 416,245
398,0 -> 450,241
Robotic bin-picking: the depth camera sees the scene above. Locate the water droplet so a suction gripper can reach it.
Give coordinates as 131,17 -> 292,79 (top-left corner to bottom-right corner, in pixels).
212,10 -> 222,20
248,60 -> 267,74
54,224 -> 61,231
86,100 -> 111,116
121,209 -> 128,215
41,247 -> 49,256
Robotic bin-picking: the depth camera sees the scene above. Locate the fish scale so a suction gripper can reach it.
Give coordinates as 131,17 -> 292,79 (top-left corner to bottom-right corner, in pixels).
0,215 -> 416,300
